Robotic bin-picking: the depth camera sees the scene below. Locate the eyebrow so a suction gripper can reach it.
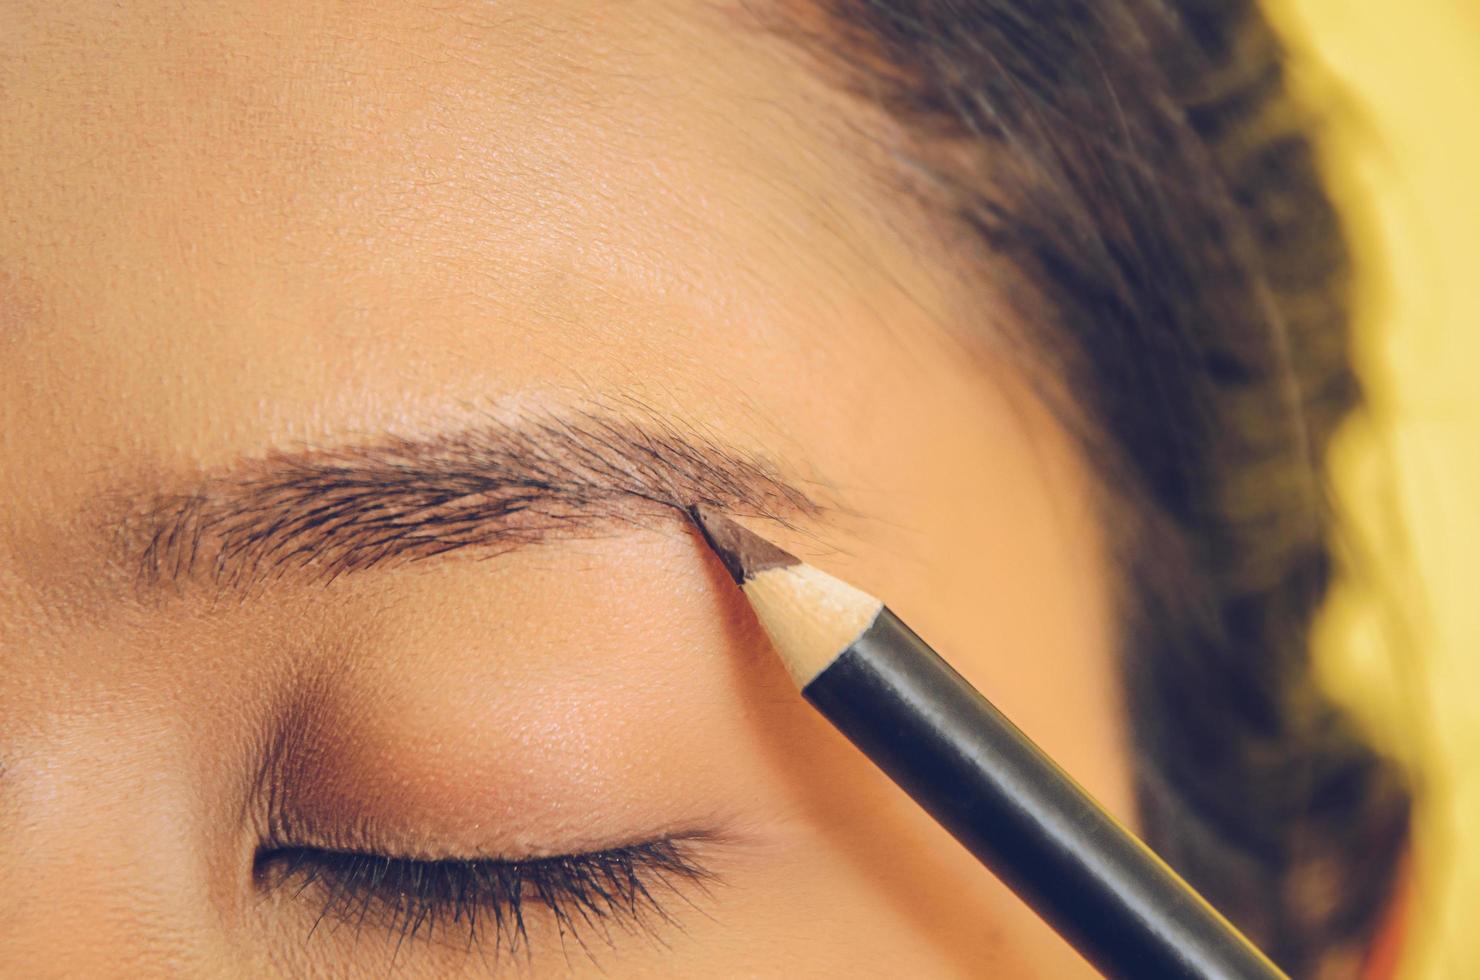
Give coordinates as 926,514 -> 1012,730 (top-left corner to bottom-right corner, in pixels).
105,404 -> 824,602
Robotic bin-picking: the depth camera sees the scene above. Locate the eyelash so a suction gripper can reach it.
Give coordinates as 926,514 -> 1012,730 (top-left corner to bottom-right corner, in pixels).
255,836 -> 720,964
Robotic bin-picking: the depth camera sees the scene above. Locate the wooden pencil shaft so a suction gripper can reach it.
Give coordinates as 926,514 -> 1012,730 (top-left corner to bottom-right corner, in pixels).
801,607 -> 1287,980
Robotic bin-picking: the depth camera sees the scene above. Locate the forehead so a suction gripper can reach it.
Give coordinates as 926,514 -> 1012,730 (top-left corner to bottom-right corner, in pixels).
2,2 -> 888,347
0,0 -> 953,454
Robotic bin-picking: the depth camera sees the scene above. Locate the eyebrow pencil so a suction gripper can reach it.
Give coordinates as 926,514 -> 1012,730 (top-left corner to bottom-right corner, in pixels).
689,505 -> 1287,980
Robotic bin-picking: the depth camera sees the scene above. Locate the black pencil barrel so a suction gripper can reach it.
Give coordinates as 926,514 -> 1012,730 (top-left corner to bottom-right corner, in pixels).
801,607 -> 1287,980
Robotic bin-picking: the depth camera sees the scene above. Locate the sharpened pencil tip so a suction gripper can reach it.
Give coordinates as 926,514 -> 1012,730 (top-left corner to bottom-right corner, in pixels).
688,504 -> 800,584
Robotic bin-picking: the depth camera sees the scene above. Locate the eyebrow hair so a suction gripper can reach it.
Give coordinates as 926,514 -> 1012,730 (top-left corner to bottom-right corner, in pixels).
109,404 -> 824,602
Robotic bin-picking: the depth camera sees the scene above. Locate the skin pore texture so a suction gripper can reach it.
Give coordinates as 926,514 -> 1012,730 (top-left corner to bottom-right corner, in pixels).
0,2 -> 1130,976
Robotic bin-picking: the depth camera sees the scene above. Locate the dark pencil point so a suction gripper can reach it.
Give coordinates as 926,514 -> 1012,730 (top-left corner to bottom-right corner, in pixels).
688,503 -> 800,584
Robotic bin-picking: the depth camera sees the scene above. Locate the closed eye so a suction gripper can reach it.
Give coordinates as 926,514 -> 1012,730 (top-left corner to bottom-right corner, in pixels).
253,834 -> 722,965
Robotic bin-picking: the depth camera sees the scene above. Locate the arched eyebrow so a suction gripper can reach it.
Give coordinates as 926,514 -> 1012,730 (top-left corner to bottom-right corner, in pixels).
106,405 -> 824,602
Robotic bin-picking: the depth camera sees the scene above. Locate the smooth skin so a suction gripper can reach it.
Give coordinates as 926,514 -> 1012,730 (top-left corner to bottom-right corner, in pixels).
0,2 -> 1131,975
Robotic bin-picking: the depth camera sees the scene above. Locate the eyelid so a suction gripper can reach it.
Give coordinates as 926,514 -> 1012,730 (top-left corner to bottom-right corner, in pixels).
254,832 -> 724,963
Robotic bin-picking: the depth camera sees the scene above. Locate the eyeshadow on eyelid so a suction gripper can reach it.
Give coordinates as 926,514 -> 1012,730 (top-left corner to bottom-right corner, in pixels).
250,669 -> 762,861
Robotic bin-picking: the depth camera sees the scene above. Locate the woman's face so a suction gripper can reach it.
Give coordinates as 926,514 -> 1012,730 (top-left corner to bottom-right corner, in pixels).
1,3 -> 1131,975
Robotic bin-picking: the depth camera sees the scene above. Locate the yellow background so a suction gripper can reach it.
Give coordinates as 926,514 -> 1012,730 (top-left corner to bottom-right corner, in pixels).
1272,2 -> 1478,975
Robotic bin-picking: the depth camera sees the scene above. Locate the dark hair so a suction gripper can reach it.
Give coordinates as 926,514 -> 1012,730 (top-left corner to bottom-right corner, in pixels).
767,1 -> 1412,973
